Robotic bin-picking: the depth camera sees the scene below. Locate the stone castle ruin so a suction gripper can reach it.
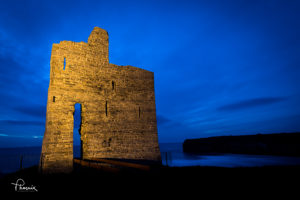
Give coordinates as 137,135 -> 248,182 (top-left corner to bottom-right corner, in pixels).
40,27 -> 161,173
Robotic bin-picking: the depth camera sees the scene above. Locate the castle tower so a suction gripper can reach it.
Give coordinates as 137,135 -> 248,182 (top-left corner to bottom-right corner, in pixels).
40,27 -> 161,173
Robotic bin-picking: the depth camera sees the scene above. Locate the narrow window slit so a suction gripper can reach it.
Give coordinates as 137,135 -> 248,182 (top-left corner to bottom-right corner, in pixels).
53,96 -> 56,102
112,81 -> 115,90
63,57 -> 66,70
105,101 -> 108,117
139,107 -> 141,118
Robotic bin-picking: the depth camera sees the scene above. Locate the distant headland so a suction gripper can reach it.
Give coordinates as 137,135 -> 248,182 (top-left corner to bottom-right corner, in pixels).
183,132 -> 300,156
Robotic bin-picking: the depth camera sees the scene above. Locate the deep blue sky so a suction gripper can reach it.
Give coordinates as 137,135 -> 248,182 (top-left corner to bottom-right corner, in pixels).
0,0 -> 299,147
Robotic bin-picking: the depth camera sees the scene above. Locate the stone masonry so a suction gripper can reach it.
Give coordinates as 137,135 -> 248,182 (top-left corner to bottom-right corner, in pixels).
40,27 -> 161,173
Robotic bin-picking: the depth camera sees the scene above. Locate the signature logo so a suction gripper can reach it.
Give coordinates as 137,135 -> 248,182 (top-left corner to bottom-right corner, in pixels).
11,178 -> 38,192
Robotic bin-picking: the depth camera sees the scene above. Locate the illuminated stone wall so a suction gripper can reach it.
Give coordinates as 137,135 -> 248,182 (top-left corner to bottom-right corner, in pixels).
40,27 -> 161,173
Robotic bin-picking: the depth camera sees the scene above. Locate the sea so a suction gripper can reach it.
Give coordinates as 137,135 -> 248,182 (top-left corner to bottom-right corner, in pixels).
1,143 -> 300,175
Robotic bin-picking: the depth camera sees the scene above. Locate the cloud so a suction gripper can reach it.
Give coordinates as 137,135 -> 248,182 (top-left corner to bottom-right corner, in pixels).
0,38 -> 48,119
157,115 -> 173,126
13,105 -> 46,118
33,136 -> 43,139
0,120 -> 44,126
218,97 -> 287,112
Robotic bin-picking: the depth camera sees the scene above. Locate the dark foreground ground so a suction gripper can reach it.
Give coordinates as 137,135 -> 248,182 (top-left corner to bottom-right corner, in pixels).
1,164 -> 300,195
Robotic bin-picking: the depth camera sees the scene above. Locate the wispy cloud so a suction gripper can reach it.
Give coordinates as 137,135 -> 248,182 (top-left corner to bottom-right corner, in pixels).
218,97 -> 287,112
13,105 -> 46,118
157,115 -> 172,126
0,134 -> 26,138
0,133 -> 43,138
33,136 -> 43,139
0,119 -> 44,126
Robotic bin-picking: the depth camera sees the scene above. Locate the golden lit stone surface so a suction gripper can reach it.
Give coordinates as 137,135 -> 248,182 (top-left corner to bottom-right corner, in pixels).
40,27 -> 161,173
